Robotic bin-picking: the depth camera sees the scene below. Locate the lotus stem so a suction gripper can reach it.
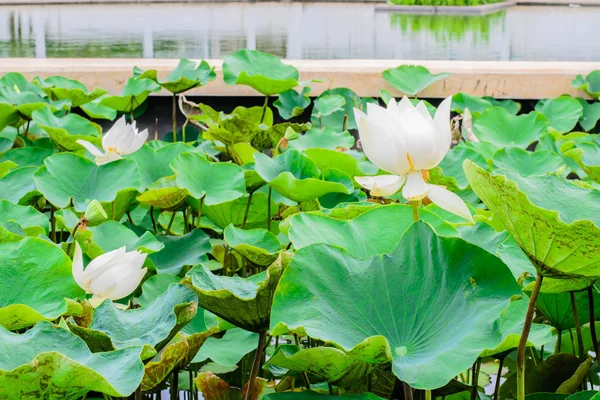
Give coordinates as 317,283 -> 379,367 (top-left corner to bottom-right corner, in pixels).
556,330 -> 562,353
182,119 -> 188,143
24,120 -> 30,137
493,357 -> 504,400
150,206 -> 158,234
540,345 -> 544,361
260,96 -> 269,124
67,221 -> 82,258
471,358 -> 481,400
342,114 -> 348,131
134,386 -> 142,400
403,382 -> 413,400
328,383 -> 334,395
166,212 -> 176,235
571,292 -> 586,361
50,206 -> 56,242
569,329 -> 576,353
411,201 -> 419,222
516,273 -> 543,400
189,368 -> 195,400
171,370 -> 179,400
293,334 -> 311,389
155,118 -> 159,141
196,197 -> 204,229
173,94 -> 178,142
588,287 -> 600,364
242,192 -> 253,229
245,331 -> 267,400
425,390 -> 432,400
267,187 -> 272,231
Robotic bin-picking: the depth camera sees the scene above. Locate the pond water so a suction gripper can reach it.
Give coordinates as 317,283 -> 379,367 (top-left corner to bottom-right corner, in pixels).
0,3 -> 598,61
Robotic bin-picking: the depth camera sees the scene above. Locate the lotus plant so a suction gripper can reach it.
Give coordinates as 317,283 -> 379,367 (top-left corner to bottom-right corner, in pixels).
72,242 -> 148,307
77,116 -> 148,165
353,97 -> 473,222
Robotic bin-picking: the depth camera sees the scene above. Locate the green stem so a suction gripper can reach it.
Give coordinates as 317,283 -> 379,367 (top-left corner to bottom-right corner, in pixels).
67,221 -> 82,258
189,368 -> 195,400
493,357 -> 504,400
403,382 -> 413,400
245,331 -> 267,400
50,206 -> 56,242
471,358 -> 481,400
24,120 -> 31,137
589,287 -> 600,364
425,390 -> 432,400
571,291 -> 586,361
172,94 -> 178,142
166,212 -> 176,235
150,206 -> 158,234
556,330 -> 562,353
126,212 -> 134,225
517,273 -> 543,400
260,96 -> 269,124
182,119 -> 188,143
411,201 -> 419,222
267,187 -> 272,231
171,370 -> 179,400
241,192 -> 253,229
196,197 -> 204,229
294,334 -> 311,388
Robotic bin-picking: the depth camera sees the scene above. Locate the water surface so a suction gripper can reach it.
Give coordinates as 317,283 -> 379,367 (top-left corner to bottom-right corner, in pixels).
0,3 -> 598,61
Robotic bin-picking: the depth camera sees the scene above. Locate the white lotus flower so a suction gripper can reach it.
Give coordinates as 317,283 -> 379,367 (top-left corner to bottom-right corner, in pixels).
72,242 -> 148,307
354,96 -> 473,222
77,116 -> 148,165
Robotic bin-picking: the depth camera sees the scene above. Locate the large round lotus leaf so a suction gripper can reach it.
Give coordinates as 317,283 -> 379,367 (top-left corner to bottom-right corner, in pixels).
224,224 -> 281,266
311,88 -> 376,132
288,126 -> 355,152
382,65 -> 449,96
184,252 -> 292,333
32,107 -> 101,151
0,72 -> 45,95
0,166 -> 40,205
431,144 -> 489,190
148,228 -> 211,275
562,141 -> 600,183
479,297 -> 553,358
75,220 -> 163,259
0,238 -> 84,330
472,107 -> 548,148
33,76 -> 107,108
270,222 -> 519,389
80,94 -> 117,120
263,390 -> 385,400
223,49 -> 299,96
578,100 -> 600,132
572,71 -> 600,99
288,204 -> 457,258
135,59 -> 216,94
464,160 -> 600,278
274,87 -> 311,120
536,289 -> 600,332
137,176 -> 188,210
126,142 -> 194,190
304,148 -> 378,180
312,94 -> 346,117
492,147 -> 565,177
451,92 -> 494,115
535,96 -> 583,134
99,77 -> 161,112
171,152 -> 246,206
33,153 -> 141,212
193,327 -> 258,365
254,150 -> 352,202
0,321 -> 145,398
202,192 -> 277,230
0,200 -> 48,235
71,284 -> 196,354
265,344 -> 373,389
0,146 -> 54,167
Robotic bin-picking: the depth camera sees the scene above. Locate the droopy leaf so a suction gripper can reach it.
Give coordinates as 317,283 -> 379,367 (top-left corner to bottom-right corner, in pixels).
33,76 -> 107,108
224,224 -> 281,266
99,77 -> 161,113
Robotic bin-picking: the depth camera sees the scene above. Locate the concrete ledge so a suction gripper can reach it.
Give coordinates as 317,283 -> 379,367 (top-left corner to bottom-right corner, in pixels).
2,59 -> 599,100
375,1 -> 513,14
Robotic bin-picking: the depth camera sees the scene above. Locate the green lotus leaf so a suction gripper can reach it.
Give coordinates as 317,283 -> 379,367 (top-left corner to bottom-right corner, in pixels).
312,94 -> 346,117
536,289 -> 600,332
34,153 -> 141,212
262,392 -> 385,400
251,122 -> 310,152
577,99 -> 600,132
171,152 -> 246,206
80,94 -> 118,120
271,222 -> 519,389
201,192 -> 277,230
382,65 -> 449,96
304,148 -> 378,181
33,76 -> 107,108
70,284 -> 196,357
288,126 -> 355,151
254,150 -> 352,202
0,237 -> 84,330
232,105 -> 274,127
0,221 -> 32,242
562,141 -> 600,183
193,327 -> 258,365
288,204 -> 457,258
535,96 -> 583,134
310,88 -> 376,131
141,333 -> 190,391
479,297 -> 553,358
0,160 -> 16,178
138,274 -> 181,307
572,71 -> 600,99
0,321 -> 145,398
0,146 -> 54,167
484,97 -> 521,115
0,72 -> 45,96
0,102 -> 19,131
0,200 -> 48,235
472,107 -> 548,148
184,252 -> 292,332
224,224 -> 281,266
223,49 -> 299,96
0,87 -> 59,120
32,107 -> 101,151
492,147 -> 565,176
430,143 -> 489,190
451,92 -> 494,115
203,114 -> 259,147
137,176 -> 188,210
464,161 -> 600,278
126,142 -> 194,189
0,166 -> 40,205
99,77 -> 161,112
265,344 -> 373,390
195,371 -> 267,400
135,59 -> 216,94
274,87 -> 311,120
75,220 -> 163,259
149,228 -> 212,275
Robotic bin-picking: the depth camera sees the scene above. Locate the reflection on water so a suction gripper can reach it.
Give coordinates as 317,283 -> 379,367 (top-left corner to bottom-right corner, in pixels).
0,3 -> 598,61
